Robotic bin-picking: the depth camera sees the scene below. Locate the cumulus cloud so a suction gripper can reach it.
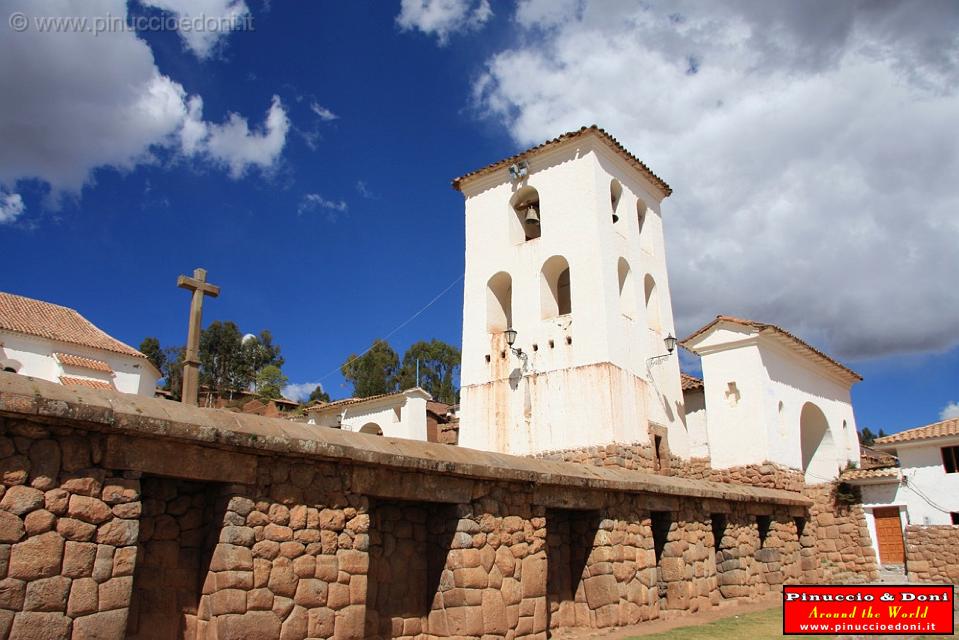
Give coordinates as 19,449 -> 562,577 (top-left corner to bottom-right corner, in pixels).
0,192 -> 25,224
139,0 -> 251,59
283,382 -> 325,403
0,0 -> 289,206
474,0 -> 959,360
941,402 -> 959,421
396,0 -> 492,44
310,102 -> 339,122
299,193 -> 348,222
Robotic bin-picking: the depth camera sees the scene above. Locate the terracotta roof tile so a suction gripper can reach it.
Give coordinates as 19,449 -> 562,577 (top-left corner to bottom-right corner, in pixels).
59,376 -> 114,391
874,418 -> 959,446
681,315 -> 861,383
840,467 -> 900,481
54,352 -> 113,374
451,125 -> 672,197
681,373 -> 704,391
0,291 -> 145,359
307,388 -> 433,414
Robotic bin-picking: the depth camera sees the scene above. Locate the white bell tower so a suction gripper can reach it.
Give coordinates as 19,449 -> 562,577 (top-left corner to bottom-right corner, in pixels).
454,126 -> 688,457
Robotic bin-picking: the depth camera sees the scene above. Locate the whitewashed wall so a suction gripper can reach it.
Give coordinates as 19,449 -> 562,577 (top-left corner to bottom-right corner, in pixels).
0,330 -> 158,396
309,390 -> 430,441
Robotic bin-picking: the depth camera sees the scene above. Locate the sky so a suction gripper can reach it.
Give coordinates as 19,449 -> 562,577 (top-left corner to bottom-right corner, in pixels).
1,0 -> 957,435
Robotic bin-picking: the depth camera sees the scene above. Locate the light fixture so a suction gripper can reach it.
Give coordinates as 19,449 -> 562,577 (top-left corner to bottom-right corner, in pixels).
504,327 -> 524,358
664,334 -> 677,354
646,334 -> 678,368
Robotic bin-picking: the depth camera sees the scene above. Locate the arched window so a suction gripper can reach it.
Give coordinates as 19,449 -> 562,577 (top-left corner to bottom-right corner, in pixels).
617,258 -> 636,318
644,274 -> 661,332
610,179 -> 623,224
486,272 -> 512,332
541,255 -> 572,319
800,402 -> 835,483
2,367 -> 15,373
359,423 -> 383,436
637,198 -> 647,236
511,186 -> 541,242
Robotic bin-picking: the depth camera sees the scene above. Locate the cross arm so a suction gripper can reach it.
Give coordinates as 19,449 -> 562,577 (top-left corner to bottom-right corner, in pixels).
177,275 -> 220,297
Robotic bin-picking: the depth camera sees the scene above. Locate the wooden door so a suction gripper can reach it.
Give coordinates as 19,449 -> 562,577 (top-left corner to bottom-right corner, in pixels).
873,507 -> 904,564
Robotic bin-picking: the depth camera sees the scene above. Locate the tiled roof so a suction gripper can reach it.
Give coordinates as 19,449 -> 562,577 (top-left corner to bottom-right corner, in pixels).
680,373 -> 704,391
681,315 -> 861,382
59,376 -> 114,391
451,125 -> 672,197
54,352 -> 113,374
839,467 -> 900,482
0,291 -> 146,359
874,418 -> 959,446
307,388 -> 432,414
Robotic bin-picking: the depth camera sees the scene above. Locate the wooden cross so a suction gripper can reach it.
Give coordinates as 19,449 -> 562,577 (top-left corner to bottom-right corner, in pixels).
177,268 -> 220,406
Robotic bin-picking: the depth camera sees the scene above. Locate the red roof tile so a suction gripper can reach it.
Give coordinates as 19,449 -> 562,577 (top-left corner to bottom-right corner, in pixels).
681,315 -> 861,383
59,376 -> 114,391
840,467 -> 899,481
54,352 -> 113,374
874,417 -> 959,446
451,125 -> 672,197
0,292 -> 146,359
680,373 -> 704,391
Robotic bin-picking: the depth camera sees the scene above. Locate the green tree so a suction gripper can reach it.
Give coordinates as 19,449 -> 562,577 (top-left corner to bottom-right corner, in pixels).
394,339 -> 461,404
139,337 -> 166,373
307,385 -> 330,404
199,321 -> 248,397
255,365 -> 288,400
340,339 -> 399,398
243,329 -> 285,388
162,346 -> 185,400
859,427 -> 877,446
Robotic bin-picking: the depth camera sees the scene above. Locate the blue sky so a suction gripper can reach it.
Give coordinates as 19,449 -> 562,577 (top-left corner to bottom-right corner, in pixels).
1,0 -> 958,434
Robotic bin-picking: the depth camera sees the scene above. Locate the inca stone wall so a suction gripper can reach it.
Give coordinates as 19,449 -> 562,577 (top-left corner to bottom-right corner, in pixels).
0,373 -> 819,639
904,525 -> 959,585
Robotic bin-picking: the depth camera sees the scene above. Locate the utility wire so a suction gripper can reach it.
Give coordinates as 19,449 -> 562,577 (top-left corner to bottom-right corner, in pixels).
315,274 -> 464,384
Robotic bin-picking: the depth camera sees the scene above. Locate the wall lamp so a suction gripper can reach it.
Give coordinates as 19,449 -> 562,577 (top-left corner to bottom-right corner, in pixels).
646,334 -> 677,368
505,327 -> 523,357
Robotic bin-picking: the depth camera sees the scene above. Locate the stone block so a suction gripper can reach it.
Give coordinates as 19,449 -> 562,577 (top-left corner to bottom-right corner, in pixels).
327,582 -> 350,610
8,611 -> 71,640
294,579 -> 328,608
279,605 -> 307,640
112,546 -> 137,577
24,576 -> 70,612
268,564 -> 298,598
446,605 -> 484,637
70,609 -> 128,639
315,555 -> 338,582
215,611 -> 282,640
68,495 -> 112,524
660,557 -> 685,582
100,478 -> 139,505
220,526 -> 255,547
97,576 -> 132,611
23,510 -> 54,536
482,589 -> 508,634
521,555 -> 546,598
210,544 -> 254,572
67,578 -> 98,617
333,605 -> 365,640
1,486 -> 44,516
307,607 -> 334,638
583,574 -> 618,610
0,578 -> 25,610
9,531 -> 64,579
92,546 -> 114,583
215,571 -> 254,591
96,519 -> 138,546
0,511 -> 24,543
62,541 -> 97,578
336,549 -> 368,575
211,589 -> 248,615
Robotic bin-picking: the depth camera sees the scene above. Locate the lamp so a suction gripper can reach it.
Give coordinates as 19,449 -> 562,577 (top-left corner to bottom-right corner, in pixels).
504,327 -> 524,359
646,334 -> 677,368
664,334 -> 677,354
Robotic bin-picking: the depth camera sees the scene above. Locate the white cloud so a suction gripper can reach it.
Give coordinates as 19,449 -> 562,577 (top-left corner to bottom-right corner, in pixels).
283,381 -> 325,403
0,0 -> 289,208
473,0 -> 959,360
0,192 -> 25,224
138,0 -> 251,59
941,402 -> 959,421
355,180 -> 375,199
299,193 -> 348,222
396,0 -> 492,45
310,102 -> 339,122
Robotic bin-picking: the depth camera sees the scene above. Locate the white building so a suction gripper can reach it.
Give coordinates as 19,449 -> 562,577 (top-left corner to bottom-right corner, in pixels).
454,126 -> 687,457
0,291 -> 159,396
682,315 -> 862,484
847,418 -> 959,565
306,388 -> 432,440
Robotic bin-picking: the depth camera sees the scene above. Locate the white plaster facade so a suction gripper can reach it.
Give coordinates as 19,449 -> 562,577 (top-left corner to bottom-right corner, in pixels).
306,388 -> 431,441
682,318 -> 861,484
0,331 -> 158,396
455,129 -> 687,457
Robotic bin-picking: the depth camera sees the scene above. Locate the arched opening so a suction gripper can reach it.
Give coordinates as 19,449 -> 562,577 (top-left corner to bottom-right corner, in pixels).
486,272 -> 512,332
800,402 -> 835,483
2,367 -> 15,373
359,423 -> 384,436
541,255 -> 572,319
637,198 -> 647,236
644,274 -> 661,332
511,186 -> 541,242
617,258 -> 636,318
610,179 -> 623,224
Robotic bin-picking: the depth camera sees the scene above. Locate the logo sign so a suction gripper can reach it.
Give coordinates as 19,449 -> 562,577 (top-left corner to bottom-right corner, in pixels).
783,585 -> 954,635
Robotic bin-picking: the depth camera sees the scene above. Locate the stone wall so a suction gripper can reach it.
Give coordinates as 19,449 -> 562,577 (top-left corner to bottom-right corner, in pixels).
0,373 -> 817,639
904,525 -> 959,584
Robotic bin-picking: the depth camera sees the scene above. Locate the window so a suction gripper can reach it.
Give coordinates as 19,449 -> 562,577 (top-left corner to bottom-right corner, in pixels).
359,423 -> 383,436
637,198 -> 647,236
757,515 -> 771,548
610,179 -> 623,224
486,272 -> 512,332
2,367 -> 15,373
650,511 -> 671,563
711,514 -> 727,553
942,445 -> 959,474
644,274 -> 661,332
951,513 -> 959,525
617,258 -> 636,318
511,186 -> 541,242
541,255 -> 572,318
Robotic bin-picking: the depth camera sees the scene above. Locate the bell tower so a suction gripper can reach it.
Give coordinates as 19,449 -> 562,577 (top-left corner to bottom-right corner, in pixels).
453,126 -> 689,457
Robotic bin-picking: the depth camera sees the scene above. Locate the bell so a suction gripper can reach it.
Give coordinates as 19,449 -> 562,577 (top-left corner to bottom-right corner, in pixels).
524,206 -> 540,226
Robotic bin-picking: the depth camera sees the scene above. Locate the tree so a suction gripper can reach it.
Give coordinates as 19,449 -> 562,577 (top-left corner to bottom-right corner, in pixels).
243,329 -> 284,389
341,339 -> 399,398
162,346 -> 185,400
139,337 -> 166,373
394,339 -> 461,404
199,321 -> 248,397
859,427 -> 877,446
255,365 -> 288,400
308,385 -> 330,404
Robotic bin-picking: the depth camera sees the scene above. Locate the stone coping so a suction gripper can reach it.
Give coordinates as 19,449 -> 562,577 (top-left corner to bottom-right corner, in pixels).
0,372 -> 811,507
